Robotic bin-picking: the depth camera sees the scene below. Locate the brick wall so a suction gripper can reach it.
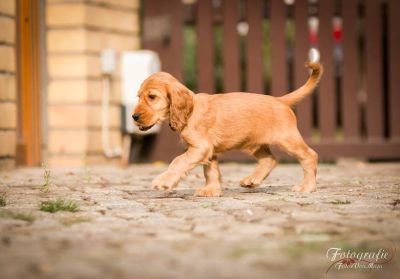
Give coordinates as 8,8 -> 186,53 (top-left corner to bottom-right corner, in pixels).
0,0 -> 17,169
46,0 -> 140,166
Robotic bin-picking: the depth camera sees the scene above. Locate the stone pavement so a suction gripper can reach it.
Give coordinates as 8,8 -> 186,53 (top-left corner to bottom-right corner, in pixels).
0,162 -> 399,279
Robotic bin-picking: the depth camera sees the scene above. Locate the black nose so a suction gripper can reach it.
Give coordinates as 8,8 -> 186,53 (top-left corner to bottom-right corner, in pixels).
132,113 -> 140,121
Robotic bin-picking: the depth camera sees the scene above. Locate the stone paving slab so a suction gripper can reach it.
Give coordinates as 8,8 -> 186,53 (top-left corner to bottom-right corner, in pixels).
0,162 -> 399,279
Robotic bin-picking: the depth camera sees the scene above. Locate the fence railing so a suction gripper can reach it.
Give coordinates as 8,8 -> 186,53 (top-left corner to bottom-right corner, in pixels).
142,0 -> 400,161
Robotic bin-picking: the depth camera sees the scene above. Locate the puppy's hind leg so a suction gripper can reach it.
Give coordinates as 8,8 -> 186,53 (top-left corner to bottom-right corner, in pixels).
195,156 -> 222,197
277,133 -> 318,193
194,156 -> 222,197
240,146 -> 278,188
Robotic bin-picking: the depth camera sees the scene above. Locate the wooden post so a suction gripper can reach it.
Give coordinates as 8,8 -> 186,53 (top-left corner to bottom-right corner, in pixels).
197,0 -> 215,93
341,0 -> 360,142
293,0 -> 312,139
245,0 -> 264,93
318,0 -> 336,141
388,0 -> 400,142
16,0 -> 41,166
222,0 -> 241,92
365,0 -> 384,142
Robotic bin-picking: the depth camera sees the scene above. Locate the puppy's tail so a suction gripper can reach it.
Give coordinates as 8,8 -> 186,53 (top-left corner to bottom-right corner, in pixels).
278,62 -> 323,107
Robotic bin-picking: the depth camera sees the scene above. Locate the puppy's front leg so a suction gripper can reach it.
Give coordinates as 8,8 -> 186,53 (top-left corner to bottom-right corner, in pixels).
194,156 -> 221,197
152,146 -> 211,192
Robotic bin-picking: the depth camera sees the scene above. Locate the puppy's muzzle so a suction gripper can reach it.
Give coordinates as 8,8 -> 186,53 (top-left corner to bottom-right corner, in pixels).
132,113 -> 154,131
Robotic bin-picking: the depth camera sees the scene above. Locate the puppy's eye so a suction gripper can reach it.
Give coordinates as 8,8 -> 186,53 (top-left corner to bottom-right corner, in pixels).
148,94 -> 157,100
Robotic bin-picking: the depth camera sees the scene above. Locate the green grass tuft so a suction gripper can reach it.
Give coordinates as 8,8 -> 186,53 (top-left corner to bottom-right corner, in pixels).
297,202 -> 312,207
229,245 -> 265,259
0,196 -> 6,207
60,216 -> 91,226
284,241 -> 325,259
201,202 -> 217,208
0,209 -> 35,223
40,199 -> 79,213
42,163 -> 51,192
330,199 -> 351,205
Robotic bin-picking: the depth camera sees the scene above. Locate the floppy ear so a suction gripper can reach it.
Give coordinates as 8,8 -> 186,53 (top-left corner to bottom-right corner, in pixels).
168,81 -> 194,132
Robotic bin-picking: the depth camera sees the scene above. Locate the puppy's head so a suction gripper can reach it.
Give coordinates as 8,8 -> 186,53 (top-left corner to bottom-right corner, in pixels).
133,72 -> 193,132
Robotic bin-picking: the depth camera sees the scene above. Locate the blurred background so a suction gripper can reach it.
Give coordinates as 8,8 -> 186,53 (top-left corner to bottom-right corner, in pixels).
0,0 -> 399,169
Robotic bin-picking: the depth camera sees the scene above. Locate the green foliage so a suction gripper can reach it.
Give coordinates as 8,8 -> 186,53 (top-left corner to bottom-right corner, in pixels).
0,196 -> 6,207
229,245 -> 265,259
262,20 -> 271,91
0,209 -> 35,223
60,216 -> 91,226
330,199 -> 351,205
40,199 -> 79,213
284,241 -> 325,259
214,24 -> 223,93
183,25 -> 197,91
182,21 -> 273,93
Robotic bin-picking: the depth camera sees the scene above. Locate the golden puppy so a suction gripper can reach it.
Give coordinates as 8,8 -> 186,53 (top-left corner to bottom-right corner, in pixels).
133,62 -> 323,197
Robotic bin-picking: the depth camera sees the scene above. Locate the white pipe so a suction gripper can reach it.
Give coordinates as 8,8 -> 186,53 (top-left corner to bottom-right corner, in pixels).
101,75 -> 122,158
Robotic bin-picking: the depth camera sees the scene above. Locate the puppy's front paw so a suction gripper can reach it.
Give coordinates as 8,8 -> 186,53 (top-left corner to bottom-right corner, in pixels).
194,184 -> 221,197
151,179 -> 172,192
240,176 -> 262,188
151,172 -> 180,192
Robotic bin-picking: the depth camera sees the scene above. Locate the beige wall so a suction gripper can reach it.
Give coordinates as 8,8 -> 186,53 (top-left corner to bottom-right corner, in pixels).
46,0 -> 140,166
0,0 -> 140,169
0,0 -> 17,169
